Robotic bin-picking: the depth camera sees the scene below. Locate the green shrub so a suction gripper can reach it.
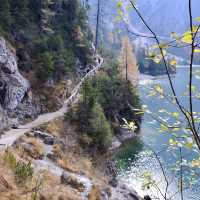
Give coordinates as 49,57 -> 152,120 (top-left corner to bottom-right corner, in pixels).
15,161 -> 33,184
4,150 -> 33,184
4,150 -> 17,169
0,0 -> 12,32
10,0 -> 29,28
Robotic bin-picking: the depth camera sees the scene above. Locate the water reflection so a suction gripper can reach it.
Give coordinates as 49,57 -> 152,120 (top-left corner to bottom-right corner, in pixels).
114,136 -> 144,171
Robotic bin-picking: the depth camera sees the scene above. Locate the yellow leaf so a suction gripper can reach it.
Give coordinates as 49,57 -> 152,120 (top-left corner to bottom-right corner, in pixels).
181,32 -> 192,44
191,85 -> 196,92
116,1 -> 123,9
191,158 -> 200,168
172,112 -> 179,118
160,43 -> 169,49
192,25 -> 199,33
161,124 -> 168,132
154,85 -> 163,94
195,16 -> 200,22
172,127 -> 180,132
114,16 -> 122,23
169,138 -> 178,145
194,49 -> 200,53
170,59 -> 177,66
153,57 -> 161,63
185,142 -> 193,149
171,32 -> 179,39
152,43 -> 168,49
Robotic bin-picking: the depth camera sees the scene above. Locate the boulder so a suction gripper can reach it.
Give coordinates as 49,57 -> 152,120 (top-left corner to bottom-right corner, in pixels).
109,178 -> 118,188
100,187 -> 112,200
20,142 -> 44,159
117,128 -> 136,142
109,129 -> 136,151
144,195 -> 152,200
14,136 -> 44,159
47,153 -> 57,162
106,160 -> 118,178
109,137 -> 121,151
33,130 -> 56,145
100,187 -> 111,200
111,183 -> 141,200
44,136 -> 55,145
61,172 -> 85,192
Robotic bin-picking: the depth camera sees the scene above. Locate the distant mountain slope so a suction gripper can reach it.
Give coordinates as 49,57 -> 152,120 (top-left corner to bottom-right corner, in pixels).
88,0 -> 200,38
87,0 -> 200,64
134,0 -> 200,36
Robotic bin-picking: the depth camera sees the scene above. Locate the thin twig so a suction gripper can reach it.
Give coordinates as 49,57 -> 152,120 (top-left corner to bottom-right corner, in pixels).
129,0 -> 200,151
179,148 -> 184,200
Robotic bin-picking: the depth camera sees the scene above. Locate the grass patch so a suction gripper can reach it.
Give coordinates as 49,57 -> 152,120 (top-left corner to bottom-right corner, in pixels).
4,150 -> 33,184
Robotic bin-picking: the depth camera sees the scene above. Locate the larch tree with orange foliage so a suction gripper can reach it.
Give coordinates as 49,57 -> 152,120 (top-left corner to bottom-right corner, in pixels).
118,37 -> 139,85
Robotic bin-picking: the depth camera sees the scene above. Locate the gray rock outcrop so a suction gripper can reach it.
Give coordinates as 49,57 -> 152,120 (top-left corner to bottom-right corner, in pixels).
0,37 -> 41,130
0,37 -> 30,110
111,183 -> 141,200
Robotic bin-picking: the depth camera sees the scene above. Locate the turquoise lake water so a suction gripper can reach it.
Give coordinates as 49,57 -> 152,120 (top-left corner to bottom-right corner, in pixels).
115,67 -> 200,200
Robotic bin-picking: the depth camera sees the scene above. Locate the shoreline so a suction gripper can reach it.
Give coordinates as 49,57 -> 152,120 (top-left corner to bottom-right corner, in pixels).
139,65 -> 200,81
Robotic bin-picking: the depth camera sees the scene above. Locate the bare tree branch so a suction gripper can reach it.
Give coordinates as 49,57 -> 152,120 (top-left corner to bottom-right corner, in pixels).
128,0 -> 200,150
179,148 -> 184,200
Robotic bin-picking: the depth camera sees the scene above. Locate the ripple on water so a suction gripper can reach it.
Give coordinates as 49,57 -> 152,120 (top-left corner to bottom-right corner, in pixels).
115,68 -> 200,200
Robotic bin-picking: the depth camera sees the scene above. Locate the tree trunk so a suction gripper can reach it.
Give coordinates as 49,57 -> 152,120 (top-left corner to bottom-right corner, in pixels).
95,0 -> 100,52
125,42 -> 128,81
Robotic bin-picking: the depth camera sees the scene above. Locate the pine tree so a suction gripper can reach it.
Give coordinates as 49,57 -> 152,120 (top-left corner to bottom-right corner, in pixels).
10,0 -> 29,28
0,0 -> 12,32
89,102 -> 112,150
95,0 -> 101,51
37,52 -> 54,80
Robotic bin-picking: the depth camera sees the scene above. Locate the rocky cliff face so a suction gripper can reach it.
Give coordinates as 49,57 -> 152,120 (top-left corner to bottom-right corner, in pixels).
0,37 -> 30,110
0,37 -> 40,130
